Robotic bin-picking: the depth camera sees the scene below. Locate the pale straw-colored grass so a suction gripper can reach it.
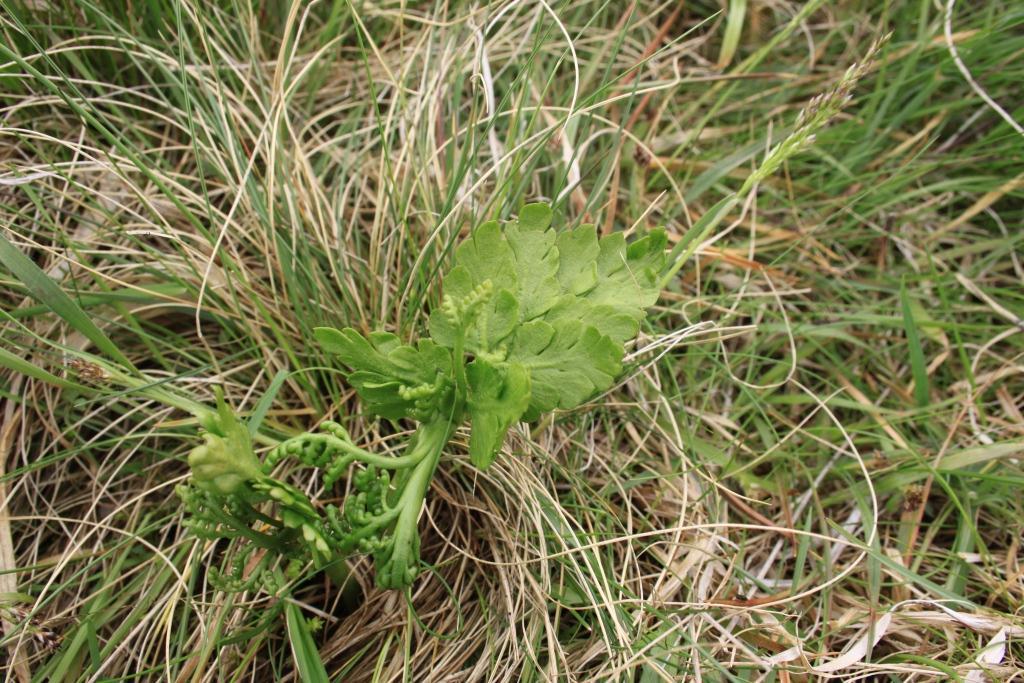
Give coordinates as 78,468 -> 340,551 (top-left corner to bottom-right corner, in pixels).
1,0 -> 1022,680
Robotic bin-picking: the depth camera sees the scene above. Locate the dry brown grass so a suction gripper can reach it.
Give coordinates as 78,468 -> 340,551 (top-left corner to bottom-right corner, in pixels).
1,0 -> 1022,680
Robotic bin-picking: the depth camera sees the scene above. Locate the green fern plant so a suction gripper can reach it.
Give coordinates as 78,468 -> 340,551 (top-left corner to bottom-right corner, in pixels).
177,203 -> 666,590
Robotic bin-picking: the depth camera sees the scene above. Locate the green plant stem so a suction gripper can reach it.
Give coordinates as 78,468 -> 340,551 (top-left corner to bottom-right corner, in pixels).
660,194 -> 738,290
274,433 -> 427,470
379,416 -> 453,588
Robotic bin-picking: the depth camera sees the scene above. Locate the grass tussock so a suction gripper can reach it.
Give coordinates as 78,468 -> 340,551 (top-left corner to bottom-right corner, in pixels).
1,0 -> 1023,680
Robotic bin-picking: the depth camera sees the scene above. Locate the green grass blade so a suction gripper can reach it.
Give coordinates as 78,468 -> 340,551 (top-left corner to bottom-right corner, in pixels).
0,344 -> 86,391
0,233 -> 134,369
717,0 -> 747,68
684,130 -> 791,203
284,601 -> 329,683
247,369 -> 290,436
900,277 -> 930,408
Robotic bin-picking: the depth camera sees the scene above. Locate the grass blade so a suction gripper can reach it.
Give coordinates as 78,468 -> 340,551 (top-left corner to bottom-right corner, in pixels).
0,345 -> 85,391
247,369 -> 290,436
717,0 -> 747,68
0,233 -> 133,369
900,278 -> 930,408
284,601 -> 329,683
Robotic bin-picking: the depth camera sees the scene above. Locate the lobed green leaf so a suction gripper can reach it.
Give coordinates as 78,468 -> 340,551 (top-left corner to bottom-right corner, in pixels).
314,327 -> 453,421
466,359 -> 531,468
